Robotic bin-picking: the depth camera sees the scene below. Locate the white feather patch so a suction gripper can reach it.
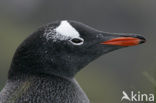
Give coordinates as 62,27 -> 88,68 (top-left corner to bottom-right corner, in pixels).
55,20 -> 80,38
44,20 -> 81,42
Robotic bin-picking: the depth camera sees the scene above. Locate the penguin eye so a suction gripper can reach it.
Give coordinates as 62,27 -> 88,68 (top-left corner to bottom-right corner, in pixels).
70,38 -> 84,45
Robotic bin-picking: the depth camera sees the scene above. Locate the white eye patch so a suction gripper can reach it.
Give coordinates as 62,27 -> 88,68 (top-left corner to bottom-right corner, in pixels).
44,20 -> 84,45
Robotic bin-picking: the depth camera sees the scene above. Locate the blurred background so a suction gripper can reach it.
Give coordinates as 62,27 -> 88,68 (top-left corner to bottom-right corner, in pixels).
0,0 -> 156,103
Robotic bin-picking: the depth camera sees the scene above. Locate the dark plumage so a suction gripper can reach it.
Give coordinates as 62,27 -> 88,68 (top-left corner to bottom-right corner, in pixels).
0,20 -> 145,103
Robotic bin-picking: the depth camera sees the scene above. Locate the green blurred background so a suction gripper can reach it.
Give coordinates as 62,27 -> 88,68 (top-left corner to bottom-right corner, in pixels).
0,0 -> 156,103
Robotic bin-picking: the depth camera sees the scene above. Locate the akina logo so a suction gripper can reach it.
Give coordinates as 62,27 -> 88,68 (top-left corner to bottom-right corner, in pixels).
121,91 -> 154,102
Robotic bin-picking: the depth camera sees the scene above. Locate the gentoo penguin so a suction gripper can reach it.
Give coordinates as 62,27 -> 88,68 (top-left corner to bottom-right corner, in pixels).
0,20 -> 145,103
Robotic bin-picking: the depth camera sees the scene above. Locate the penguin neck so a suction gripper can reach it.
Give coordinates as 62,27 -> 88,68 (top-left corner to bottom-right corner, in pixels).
8,72 -> 75,87
8,54 -> 79,79
5,73 -> 89,103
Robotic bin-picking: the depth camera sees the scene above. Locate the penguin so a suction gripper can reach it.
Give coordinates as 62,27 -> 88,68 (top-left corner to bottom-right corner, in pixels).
0,20 -> 145,103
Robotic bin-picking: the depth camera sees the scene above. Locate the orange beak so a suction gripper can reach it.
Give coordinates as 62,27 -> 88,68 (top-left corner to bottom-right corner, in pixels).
101,37 -> 145,46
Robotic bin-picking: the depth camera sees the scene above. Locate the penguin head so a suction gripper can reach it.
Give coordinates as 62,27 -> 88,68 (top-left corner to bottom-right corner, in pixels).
9,20 -> 146,78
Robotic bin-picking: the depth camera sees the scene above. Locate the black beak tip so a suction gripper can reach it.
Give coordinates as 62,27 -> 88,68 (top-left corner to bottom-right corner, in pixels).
137,35 -> 146,44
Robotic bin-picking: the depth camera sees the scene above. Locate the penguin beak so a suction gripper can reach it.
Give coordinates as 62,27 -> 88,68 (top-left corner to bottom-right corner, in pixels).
100,36 -> 146,46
